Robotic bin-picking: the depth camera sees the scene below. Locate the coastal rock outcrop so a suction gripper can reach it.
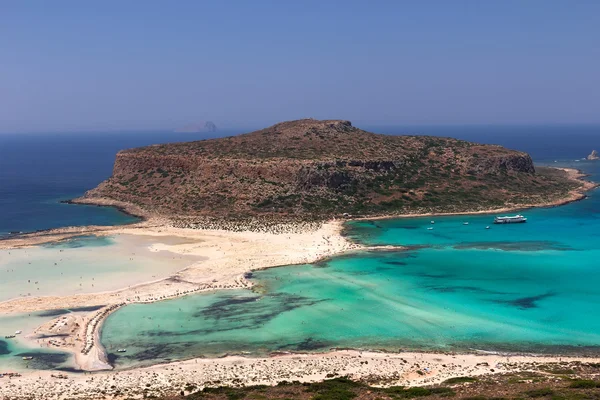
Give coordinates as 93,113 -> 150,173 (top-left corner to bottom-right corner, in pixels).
587,150 -> 599,160
82,119 -> 580,221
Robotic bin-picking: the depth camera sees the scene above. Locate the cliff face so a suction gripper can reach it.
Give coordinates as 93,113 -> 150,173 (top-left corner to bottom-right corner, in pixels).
83,119 -> 576,220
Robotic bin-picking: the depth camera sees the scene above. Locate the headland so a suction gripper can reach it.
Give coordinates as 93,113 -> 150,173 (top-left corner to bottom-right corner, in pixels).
0,120 -> 597,399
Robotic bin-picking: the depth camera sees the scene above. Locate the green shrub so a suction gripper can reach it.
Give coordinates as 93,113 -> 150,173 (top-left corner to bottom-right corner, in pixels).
567,379 -> 599,389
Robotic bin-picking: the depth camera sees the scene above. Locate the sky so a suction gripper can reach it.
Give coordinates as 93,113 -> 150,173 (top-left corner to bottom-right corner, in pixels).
1,0 -> 599,133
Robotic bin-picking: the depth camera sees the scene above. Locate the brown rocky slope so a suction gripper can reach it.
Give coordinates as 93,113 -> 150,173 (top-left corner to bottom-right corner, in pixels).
80,119 -> 581,222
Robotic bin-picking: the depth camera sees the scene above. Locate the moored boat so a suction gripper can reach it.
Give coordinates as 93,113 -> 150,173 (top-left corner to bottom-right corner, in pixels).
494,214 -> 527,224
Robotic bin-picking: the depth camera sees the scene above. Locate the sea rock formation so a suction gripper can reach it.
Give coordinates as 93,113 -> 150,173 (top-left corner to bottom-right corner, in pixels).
174,121 -> 218,133
82,119 -> 579,221
587,150 -> 599,160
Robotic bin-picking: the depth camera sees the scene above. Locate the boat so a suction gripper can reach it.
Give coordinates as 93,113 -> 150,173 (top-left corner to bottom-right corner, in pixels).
463,222 -> 469,225
4,335 -> 15,339
430,221 -> 435,224
15,330 -> 22,335
22,357 -> 33,360
494,214 -> 527,224
117,349 -> 127,353
485,226 -> 490,229
427,227 -> 433,230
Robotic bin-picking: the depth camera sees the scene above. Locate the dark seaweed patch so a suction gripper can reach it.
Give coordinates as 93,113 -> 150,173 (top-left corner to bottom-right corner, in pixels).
453,241 -> 572,252
35,334 -> 70,339
107,352 -> 119,364
0,340 -> 10,355
36,305 -> 106,317
277,337 -> 332,351
347,270 -> 378,276
69,305 -> 106,312
415,272 -> 454,279
492,292 -> 555,309
383,260 -> 407,266
427,285 -> 512,295
15,351 -> 70,369
196,293 -> 326,331
36,309 -> 70,317
123,342 -> 190,362
143,293 -> 327,338
55,367 -> 82,373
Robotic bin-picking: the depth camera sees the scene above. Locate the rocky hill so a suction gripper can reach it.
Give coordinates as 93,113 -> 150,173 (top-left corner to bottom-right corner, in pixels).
81,119 -> 582,222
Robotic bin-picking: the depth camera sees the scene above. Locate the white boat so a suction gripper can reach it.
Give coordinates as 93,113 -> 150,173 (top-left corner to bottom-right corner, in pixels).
117,349 -> 127,353
15,330 -> 22,335
22,357 -> 33,360
427,227 -> 433,230
494,215 -> 527,224
485,226 -> 490,229
463,222 -> 469,225
430,221 -> 435,224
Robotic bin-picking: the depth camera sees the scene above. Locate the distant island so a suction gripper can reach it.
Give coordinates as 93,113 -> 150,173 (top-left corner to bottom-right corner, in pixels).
77,119 -> 590,225
173,120 -> 218,133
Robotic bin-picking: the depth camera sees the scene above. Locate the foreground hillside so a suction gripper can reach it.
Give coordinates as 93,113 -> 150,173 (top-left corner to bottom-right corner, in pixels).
174,372 -> 600,400
81,119 -> 582,222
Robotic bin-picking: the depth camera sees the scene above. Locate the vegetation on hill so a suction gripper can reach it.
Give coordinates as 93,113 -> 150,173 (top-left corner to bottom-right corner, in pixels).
136,363 -> 600,400
82,119 -> 583,222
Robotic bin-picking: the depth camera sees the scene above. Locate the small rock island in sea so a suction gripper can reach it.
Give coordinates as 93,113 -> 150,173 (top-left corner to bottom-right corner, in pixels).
587,149 -> 599,160
77,119 -> 582,224
174,120 -> 218,133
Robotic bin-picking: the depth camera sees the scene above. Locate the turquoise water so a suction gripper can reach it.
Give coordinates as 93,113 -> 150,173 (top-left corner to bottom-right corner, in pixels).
101,161 -> 600,369
0,311 -> 77,372
0,234 -> 200,302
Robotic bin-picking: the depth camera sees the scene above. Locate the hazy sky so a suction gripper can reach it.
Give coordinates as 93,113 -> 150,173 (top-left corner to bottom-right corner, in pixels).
2,1 -> 599,133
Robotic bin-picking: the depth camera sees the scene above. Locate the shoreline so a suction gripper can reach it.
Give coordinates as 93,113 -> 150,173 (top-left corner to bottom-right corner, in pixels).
0,166 -> 598,398
351,168 -> 597,222
3,350 -> 600,399
1,167 -> 595,249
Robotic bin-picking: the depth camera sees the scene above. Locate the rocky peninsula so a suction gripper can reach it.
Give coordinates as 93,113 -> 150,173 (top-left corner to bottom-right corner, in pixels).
75,119 -> 586,225
0,120 -> 597,400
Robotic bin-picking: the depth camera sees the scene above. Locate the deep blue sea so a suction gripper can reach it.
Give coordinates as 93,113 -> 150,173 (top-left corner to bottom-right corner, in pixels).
1,125 -> 598,237
0,130 -> 235,237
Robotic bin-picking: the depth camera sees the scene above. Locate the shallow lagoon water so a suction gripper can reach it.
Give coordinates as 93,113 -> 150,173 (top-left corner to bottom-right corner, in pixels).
0,311 -> 76,372
102,161 -> 600,369
0,234 -> 200,302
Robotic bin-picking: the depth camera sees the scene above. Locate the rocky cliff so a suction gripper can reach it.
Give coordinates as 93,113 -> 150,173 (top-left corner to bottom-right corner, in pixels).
82,119 -> 580,221
587,150 -> 599,160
